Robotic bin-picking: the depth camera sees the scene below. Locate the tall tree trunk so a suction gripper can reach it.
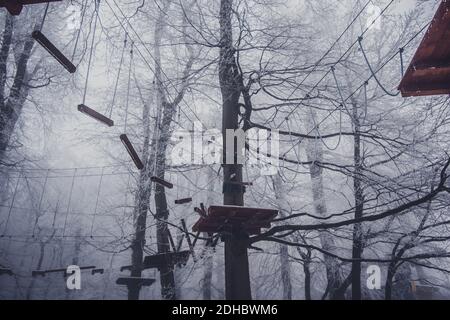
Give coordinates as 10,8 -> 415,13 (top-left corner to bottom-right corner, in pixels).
152,1 -> 178,299
219,0 -> 252,300
351,99 -> 364,300
128,92 -> 154,300
302,252 -> 312,300
273,174 -> 292,300
0,20 -> 35,162
306,110 -> 343,300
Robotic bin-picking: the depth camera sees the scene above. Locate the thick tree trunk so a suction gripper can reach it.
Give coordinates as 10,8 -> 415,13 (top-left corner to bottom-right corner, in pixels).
219,0 -> 251,300
152,100 -> 177,300
385,262 -> 397,300
128,96 -> 154,300
0,21 -> 35,162
151,1 -> 178,299
303,259 -> 312,300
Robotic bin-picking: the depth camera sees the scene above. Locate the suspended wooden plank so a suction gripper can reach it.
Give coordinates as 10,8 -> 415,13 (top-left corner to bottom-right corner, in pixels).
91,268 -> 104,275
0,0 -> 62,15
150,176 -> 173,189
175,197 -> 192,204
32,31 -> 77,74
192,205 -> 278,235
0,268 -> 13,276
398,1 -> 450,97
32,266 -> 96,277
51,266 -> 95,275
120,134 -> 144,170
78,104 -> 114,127
120,265 -> 132,272
32,270 -> 46,277
116,277 -> 155,287
143,251 -> 190,270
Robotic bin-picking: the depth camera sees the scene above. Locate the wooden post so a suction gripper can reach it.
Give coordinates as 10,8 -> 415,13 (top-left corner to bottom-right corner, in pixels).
219,0 -> 252,300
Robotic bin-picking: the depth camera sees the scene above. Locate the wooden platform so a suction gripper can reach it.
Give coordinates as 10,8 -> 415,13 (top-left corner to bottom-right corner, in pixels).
143,251 -> 190,270
0,0 -> 62,16
398,1 -> 450,97
116,277 -> 155,287
192,205 -> 278,235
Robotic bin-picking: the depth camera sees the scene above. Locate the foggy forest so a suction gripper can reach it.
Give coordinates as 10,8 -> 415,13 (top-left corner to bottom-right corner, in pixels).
1,0 -> 450,301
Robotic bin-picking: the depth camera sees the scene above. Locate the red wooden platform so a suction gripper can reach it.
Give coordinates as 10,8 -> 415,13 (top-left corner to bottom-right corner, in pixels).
192,205 -> 278,235
0,0 -> 61,16
398,1 -> 450,97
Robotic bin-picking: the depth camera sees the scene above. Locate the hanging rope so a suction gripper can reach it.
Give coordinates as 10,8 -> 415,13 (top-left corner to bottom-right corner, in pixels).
399,47 -> 405,77
358,36 -> 400,97
38,2 -> 50,32
82,0 -> 100,105
62,169 -> 77,237
90,167 -> 104,238
310,104 -> 343,151
108,33 -> 128,118
1,171 -> 22,237
71,0 -> 89,62
124,41 -> 134,133
362,81 -> 369,123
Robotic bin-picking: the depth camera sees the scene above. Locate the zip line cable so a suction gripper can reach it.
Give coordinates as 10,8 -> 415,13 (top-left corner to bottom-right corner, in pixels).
279,20 -> 431,161
105,0 -> 206,129
82,0 -> 100,106
108,33 -> 128,118
277,0 -> 397,130
290,0 -> 373,98
71,0 -> 88,62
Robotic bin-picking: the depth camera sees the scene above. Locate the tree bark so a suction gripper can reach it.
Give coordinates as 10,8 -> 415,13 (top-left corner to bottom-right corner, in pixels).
127,90 -> 154,300
219,0 -> 252,300
0,20 -> 35,162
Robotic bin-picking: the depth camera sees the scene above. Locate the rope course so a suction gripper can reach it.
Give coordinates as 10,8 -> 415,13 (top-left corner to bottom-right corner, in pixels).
0,164 -> 220,241
0,0 -> 443,300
